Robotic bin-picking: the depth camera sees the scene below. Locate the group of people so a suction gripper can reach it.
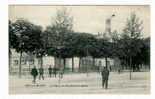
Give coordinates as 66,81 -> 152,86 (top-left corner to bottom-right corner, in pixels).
31,65 -> 63,83
31,65 -> 110,89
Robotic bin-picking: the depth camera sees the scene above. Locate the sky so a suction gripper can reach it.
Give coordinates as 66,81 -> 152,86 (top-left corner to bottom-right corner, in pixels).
9,5 -> 150,38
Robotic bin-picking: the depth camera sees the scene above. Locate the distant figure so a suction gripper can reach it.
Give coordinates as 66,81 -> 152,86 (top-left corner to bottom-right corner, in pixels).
48,65 -> 52,77
109,66 -> 112,72
101,67 -> 109,89
31,66 -> 38,83
53,67 -> 57,78
39,67 -> 44,80
118,69 -> 121,74
59,67 -> 64,79
98,61 -> 102,73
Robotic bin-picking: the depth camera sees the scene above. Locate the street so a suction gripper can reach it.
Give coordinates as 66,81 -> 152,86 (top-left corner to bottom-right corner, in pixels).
9,72 -> 150,94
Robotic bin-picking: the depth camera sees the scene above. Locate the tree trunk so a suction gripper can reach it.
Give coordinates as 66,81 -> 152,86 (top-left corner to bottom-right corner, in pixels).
130,56 -> 132,80
86,58 -> 89,76
59,56 -> 61,70
28,61 -> 30,72
105,57 -> 108,69
92,57 -> 95,71
19,51 -> 22,78
79,57 -> 81,72
72,57 -> 74,72
125,57 -> 128,69
63,58 -> 66,71
40,57 -> 43,68
9,49 -> 11,74
54,57 -> 57,68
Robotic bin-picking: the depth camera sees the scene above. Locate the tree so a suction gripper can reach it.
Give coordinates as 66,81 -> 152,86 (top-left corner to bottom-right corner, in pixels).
132,37 -> 150,70
45,7 -> 74,71
12,19 -> 43,78
95,38 -> 113,69
142,37 -> 150,66
121,13 -> 143,80
52,7 -> 73,33
72,33 -> 94,72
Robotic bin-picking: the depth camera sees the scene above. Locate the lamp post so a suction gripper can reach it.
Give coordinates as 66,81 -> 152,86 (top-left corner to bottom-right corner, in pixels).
104,14 -> 116,69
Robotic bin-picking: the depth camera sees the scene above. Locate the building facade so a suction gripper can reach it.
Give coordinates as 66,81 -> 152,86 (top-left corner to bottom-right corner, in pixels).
9,48 -> 121,75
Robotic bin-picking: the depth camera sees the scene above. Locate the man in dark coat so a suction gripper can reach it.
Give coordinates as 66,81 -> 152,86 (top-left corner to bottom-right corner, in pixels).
48,65 -> 52,77
39,67 -> 44,80
101,67 -> 110,89
31,66 -> 38,83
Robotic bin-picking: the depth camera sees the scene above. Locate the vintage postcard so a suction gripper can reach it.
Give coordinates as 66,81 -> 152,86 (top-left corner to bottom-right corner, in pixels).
9,5 -> 150,94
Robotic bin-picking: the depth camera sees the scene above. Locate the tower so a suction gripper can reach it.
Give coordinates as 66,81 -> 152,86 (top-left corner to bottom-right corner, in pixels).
105,18 -> 111,34
103,14 -> 115,41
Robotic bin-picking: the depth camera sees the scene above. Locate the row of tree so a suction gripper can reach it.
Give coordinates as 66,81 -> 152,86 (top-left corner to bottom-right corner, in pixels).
9,8 -> 150,78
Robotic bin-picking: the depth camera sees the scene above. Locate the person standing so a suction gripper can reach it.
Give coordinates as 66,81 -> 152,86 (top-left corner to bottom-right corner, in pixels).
31,66 -> 38,83
39,67 -> 44,80
59,67 -> 64,79
101,67 -> 109,89
98,61 -> 102,73
48,65 -> 52,77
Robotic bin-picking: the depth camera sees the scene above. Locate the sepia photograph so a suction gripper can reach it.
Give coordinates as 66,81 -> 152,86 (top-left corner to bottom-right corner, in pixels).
8,5 -> 150,94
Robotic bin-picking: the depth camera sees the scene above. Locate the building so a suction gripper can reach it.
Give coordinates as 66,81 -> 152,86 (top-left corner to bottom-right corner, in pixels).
9,49 -> 80,74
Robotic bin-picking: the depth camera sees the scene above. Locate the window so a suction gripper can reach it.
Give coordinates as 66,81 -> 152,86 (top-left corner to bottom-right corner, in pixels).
14,60 -> 18,65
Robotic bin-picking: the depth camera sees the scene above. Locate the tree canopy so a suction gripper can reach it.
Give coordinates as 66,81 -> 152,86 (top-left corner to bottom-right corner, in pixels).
9,12 -> 150,73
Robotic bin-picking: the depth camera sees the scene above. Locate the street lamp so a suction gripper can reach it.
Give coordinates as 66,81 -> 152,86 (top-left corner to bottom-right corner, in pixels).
104,14 -> 116,69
